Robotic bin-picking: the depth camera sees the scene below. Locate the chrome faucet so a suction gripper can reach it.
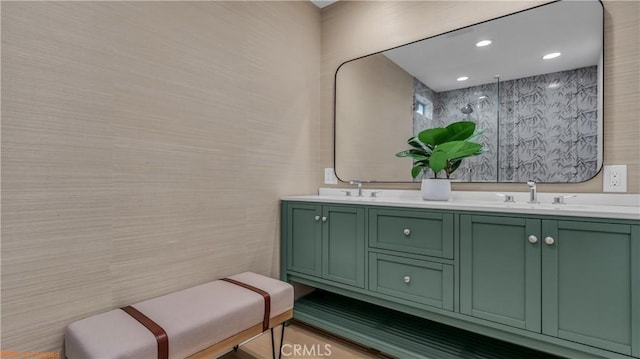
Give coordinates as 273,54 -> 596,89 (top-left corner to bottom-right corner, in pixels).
349,180 -> 363,197
526,181 -> 537,203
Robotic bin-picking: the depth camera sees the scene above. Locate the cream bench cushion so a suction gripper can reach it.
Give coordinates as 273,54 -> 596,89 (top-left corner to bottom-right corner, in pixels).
65,272 -> 293,359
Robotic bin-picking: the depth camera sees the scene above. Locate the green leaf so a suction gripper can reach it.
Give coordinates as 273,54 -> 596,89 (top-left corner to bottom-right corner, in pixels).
433,141 -> 481,160
407,137 -> 431,152
429,148 -> 448,173
410,154 -> 429,161
449,159 -> 462,175
434,141 -> 466,157
395,150 -> 412,157
467,128 -> 485,143
411,165 -> 423,179
395,149 -> 430,161
408,148 -> 430,156
445,121 -> 476,141
449,141 -> 483,160
426,141 -> 483,175
418,121 -> 477,145
417,127 -> 450,146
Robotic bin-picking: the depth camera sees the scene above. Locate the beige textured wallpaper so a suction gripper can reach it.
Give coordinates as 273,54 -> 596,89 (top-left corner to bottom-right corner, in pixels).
1,1 -> 320,352
335,53 -> 413,181
1,0 -> 639,354
321,0 -> 640,193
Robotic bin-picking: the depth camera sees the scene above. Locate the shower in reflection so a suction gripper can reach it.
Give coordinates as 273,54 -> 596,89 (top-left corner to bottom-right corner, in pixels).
461,103 -> 474,115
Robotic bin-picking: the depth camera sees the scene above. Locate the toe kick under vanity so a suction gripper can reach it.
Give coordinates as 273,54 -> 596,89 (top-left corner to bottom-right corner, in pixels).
280,189 -> 640,359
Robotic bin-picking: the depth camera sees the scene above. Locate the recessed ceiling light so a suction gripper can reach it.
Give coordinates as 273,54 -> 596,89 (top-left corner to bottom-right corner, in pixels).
457,76 -> 469,82
542,52 -> 561,60
476,40 -> 492,47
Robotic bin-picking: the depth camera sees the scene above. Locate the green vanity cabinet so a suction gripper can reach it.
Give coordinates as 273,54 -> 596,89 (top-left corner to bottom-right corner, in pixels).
283,200 -> 640,359
460,215 -> 541,332
461,214 -> 640,357
541,220 -> 639,357
284,202 -> 366,288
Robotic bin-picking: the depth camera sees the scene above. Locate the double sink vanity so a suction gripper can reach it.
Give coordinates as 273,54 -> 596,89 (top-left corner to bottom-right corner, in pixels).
299,0 -> 636,357
280,189 -> 639,359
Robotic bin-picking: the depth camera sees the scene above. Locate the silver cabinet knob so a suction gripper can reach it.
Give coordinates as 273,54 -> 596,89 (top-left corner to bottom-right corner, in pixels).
528,235 -> 538,244
544,236 -> 555,245
403,276 -> 411,284
403,228 -> 411,236
321,216 -> 327,222
314,215 -> 320,221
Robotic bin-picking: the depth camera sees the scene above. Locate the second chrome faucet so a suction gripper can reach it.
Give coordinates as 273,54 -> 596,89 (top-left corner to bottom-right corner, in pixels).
349,180 -> 364,197
526,181 -> 537,203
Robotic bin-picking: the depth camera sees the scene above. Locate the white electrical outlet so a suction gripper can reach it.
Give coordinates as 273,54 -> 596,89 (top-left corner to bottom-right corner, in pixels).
324,168 -> 338,185
603,165 -> 627,192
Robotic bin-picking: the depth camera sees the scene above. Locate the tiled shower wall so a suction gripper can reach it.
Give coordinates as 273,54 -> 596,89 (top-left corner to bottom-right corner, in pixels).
500,66 -> 598,183
413,66 -> 598,182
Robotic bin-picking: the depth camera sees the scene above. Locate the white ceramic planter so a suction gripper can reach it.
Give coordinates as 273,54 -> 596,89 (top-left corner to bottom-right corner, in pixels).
421,178 -> 451,201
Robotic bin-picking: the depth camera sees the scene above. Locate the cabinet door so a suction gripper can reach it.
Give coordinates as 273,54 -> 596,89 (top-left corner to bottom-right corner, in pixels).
286,203 -> 322,277
460,215 -> 541,332
542,220 -> 639,356
322,205 -> 366,288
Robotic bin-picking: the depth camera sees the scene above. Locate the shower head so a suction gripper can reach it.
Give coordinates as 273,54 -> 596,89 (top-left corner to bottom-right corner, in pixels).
461,104 -> 474,114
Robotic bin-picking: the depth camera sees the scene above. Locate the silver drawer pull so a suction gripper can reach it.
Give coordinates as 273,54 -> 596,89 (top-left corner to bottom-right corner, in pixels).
403,276 -> 411,284
544,236 -> 555,245
314,215 -> 320,221
528,235 -> 538,244
321,216 -> 327,222
403,228 -> 411,236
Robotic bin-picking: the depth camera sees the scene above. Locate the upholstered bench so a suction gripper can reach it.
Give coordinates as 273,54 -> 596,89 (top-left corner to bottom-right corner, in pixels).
65,272 -> 293,359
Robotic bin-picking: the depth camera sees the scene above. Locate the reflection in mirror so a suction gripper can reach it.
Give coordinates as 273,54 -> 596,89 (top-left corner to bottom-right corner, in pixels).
335,0 -> 603,183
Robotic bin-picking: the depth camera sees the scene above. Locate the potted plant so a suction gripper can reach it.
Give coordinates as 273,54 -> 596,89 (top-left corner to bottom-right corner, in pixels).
395,121 -> 484,201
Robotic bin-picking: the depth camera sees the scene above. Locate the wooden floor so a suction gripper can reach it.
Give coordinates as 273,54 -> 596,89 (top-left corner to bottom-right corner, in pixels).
220,321 -> 393,359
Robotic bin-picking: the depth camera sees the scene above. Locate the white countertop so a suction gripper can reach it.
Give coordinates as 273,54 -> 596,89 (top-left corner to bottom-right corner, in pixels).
281,189 -> 640,220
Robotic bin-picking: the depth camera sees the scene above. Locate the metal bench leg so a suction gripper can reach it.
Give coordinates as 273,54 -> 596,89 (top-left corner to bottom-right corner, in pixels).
270,321 -> 287,359
271,327 -> 276,359
233,345 -> 239,352
278,322 -> 286,359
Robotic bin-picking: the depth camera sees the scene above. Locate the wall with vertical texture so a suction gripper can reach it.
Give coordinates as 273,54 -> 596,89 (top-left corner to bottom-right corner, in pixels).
1,1 -> 320,352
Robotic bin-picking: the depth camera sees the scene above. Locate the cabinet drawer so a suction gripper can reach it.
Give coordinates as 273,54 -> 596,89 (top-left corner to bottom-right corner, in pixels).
369,208 -> 454,259
369,253 -> 454,311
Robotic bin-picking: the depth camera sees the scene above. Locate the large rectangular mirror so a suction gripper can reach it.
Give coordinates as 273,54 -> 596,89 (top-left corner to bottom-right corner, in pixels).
335,0 -> 603,183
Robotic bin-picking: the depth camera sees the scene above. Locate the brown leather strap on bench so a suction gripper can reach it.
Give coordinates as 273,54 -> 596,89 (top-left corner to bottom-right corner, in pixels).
121,305 -> 169,359
221,278 -> 271,332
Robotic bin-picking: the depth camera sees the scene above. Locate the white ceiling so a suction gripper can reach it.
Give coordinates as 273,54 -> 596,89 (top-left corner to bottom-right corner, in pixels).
310,0 -> 336,9
383,0 -> 603,92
